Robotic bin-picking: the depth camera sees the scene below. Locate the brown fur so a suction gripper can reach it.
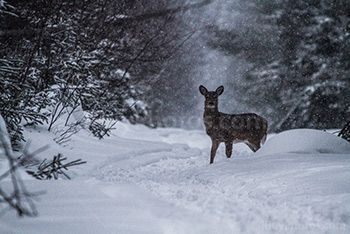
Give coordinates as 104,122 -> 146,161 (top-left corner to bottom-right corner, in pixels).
199,85 -> 268,164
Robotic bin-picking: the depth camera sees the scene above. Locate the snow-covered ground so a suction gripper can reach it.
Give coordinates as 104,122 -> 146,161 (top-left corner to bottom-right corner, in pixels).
1,122 -> 350,234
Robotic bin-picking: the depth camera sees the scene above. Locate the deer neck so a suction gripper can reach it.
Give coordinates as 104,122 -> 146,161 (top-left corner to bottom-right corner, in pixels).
203,106 -> 219,136
204,106 -> 219,118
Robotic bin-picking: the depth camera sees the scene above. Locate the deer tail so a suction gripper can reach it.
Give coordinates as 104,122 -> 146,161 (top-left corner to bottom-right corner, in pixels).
261,133 -> 267,145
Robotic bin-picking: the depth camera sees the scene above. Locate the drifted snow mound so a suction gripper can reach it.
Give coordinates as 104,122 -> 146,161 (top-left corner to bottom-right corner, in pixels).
257,129 -> 350,156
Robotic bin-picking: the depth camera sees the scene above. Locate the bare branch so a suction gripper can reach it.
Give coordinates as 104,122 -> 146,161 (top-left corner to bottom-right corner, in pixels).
129,0 -> 213,22
0,25 -> 66,38
0,0 -> 212,37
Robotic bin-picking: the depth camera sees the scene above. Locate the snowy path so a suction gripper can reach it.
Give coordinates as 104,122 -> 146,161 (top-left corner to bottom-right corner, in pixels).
92,127 -> 350,234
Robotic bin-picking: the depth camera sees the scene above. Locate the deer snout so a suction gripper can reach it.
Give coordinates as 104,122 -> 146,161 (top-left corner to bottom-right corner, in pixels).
206,101 -> 216,108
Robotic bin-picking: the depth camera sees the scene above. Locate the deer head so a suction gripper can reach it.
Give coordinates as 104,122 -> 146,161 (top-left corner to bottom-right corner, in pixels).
199,85 -> 224,109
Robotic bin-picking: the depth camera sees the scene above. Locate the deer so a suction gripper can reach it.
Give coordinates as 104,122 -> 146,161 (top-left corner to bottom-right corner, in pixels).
199,85 -> 268,164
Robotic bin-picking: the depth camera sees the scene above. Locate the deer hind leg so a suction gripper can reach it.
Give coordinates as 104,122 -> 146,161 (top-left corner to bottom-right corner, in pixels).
245,141 -> 260,152
261,133 -> 267,145
225,142 -> 232,158
210,140 -> 220,164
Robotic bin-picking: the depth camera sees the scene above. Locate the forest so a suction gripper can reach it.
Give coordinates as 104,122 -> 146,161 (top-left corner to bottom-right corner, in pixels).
1,0 -> 350,147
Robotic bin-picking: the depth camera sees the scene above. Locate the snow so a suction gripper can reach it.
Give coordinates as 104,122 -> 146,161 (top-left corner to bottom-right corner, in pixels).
257,129 -> 350,155
1,122 -> 350,234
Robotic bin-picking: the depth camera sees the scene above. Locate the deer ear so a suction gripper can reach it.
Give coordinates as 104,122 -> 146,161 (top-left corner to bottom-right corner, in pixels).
199,85 -> 208,95
216,86 -> 224,96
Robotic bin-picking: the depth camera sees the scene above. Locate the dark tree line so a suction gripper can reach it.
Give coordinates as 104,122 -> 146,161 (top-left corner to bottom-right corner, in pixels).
206,0 -> 350,131
0,0 -> 211,146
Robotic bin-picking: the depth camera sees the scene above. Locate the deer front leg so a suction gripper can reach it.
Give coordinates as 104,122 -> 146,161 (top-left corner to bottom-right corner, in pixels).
210,140 -> 220,164
225,142 -> 232,158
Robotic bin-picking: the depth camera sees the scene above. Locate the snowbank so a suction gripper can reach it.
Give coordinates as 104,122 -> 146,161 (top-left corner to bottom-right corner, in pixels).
258,129 -> 350,156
